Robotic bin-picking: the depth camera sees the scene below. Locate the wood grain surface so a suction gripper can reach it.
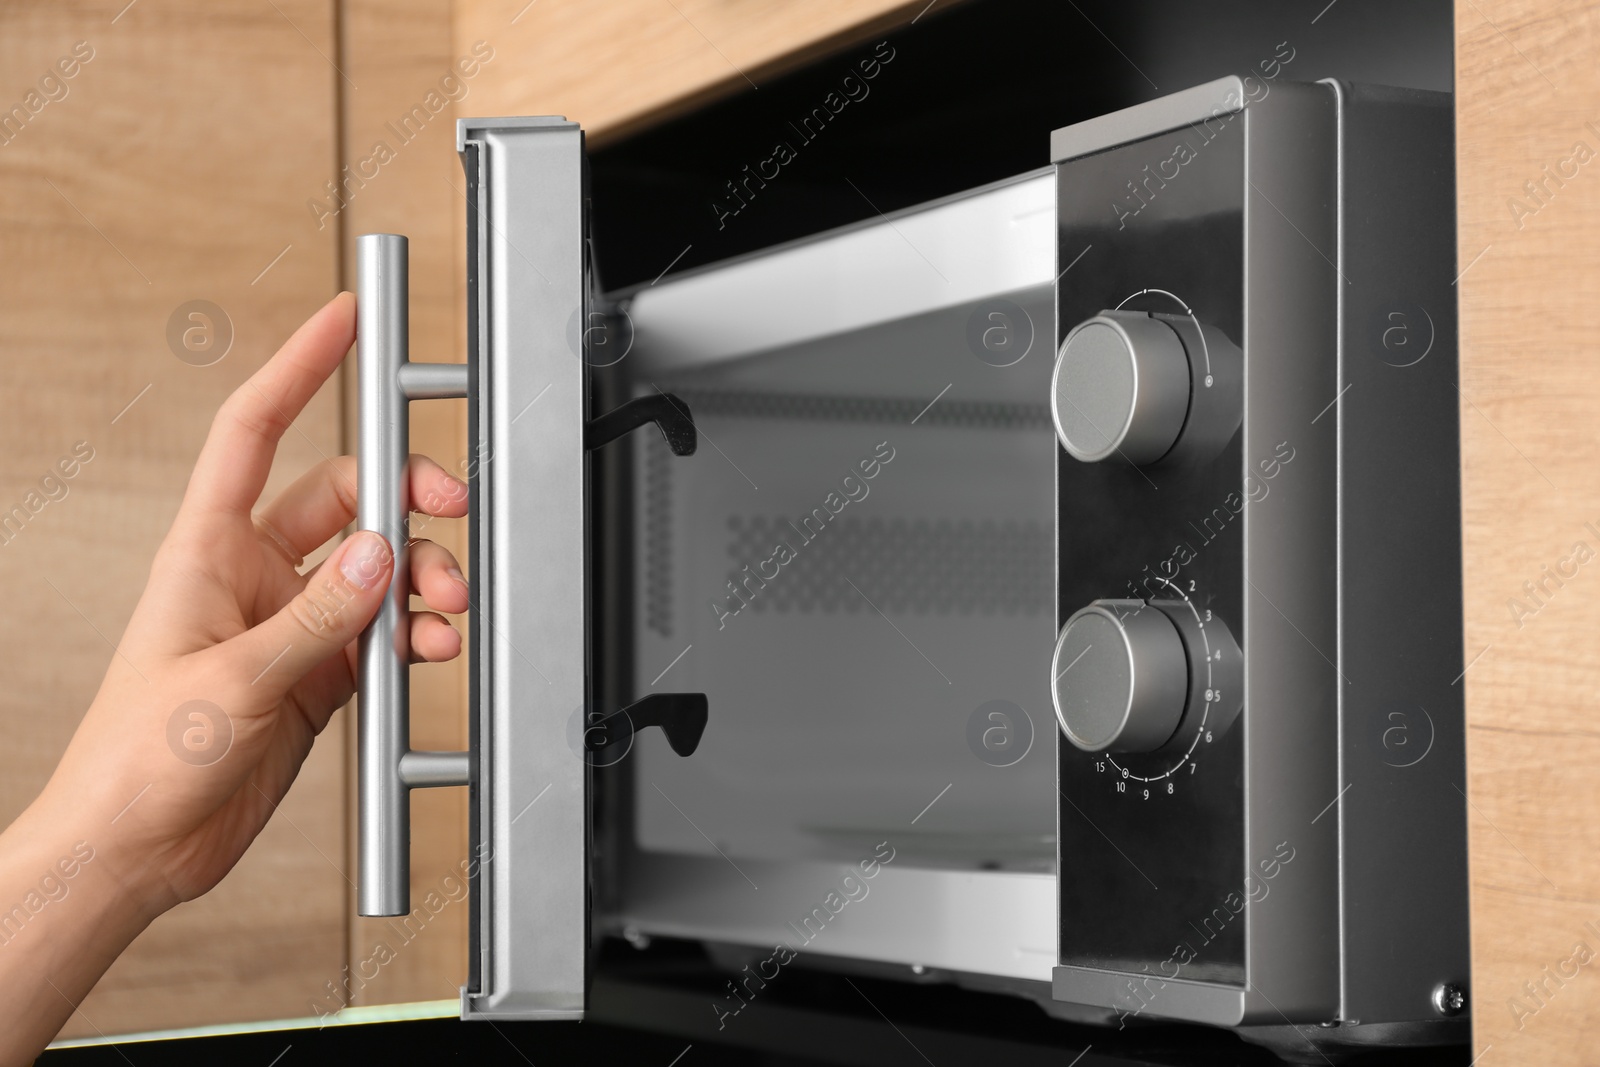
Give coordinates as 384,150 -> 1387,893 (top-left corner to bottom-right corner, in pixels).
337,0 -> 474,1013
1456,0 -> 1600,1061
454,0 -> 936,144
0,0 -> 347,1038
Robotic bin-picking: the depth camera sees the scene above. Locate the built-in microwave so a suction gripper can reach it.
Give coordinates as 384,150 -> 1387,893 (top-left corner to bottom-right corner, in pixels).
352,74 -> 1467,1062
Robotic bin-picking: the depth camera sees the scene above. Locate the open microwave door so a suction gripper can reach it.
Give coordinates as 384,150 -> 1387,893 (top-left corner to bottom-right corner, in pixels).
459,117 -> 591,1020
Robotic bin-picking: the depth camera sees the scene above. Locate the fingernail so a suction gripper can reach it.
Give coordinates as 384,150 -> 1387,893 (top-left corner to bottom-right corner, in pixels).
446,566 -> 468,590
341,533 -> 390,590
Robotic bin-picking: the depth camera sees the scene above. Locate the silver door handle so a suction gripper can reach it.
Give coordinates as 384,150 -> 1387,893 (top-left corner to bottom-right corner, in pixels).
356,233 -> 470,917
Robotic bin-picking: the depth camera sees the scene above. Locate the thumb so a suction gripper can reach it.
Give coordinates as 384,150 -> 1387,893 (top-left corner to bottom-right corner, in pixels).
222,530 -> 397,706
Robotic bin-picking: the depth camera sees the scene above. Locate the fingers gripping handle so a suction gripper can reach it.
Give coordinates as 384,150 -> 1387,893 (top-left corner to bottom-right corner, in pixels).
356,234 -> 469,917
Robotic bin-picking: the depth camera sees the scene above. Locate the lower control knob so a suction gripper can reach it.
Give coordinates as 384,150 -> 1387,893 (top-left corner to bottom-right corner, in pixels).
1050,600 -> 1188,753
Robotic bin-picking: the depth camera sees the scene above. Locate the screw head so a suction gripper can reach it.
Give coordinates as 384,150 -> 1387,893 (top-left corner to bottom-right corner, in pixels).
1432,982 -> 1467,1017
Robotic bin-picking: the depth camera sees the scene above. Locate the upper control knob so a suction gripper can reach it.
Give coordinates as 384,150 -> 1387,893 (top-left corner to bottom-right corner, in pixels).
1050,600 -> 1188,753
1051,311 -> 1192,464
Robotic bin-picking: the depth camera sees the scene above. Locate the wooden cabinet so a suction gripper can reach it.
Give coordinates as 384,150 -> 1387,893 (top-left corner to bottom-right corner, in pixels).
0,0 -> 345,1038
1456,1 -> 1600,1063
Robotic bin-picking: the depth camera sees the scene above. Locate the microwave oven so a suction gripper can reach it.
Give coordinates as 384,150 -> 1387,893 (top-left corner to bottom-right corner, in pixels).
351,74 -> 1467,1063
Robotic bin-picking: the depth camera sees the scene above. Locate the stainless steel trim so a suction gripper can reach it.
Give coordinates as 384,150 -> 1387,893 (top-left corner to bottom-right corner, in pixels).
614,855 -> 1057,983
1049,76 -> 1246,163
356,233 -> 411,919
1051,206 -> 1064,1036
1237,80 -> 1342,1025
1323,79 -> 1467,1027
624,169 -> 1055,373
458,116 -> 589,1021
1052,966 -> 1245,1026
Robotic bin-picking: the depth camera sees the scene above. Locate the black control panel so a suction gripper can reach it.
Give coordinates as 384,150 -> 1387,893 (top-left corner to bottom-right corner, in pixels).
1054,119 -> 1249,986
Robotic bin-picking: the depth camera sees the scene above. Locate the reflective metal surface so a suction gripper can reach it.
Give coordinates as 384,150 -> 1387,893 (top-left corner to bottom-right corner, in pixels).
356,235 -> 472,918
623,169 -> 1055,374
355,234 -> 413,919
1051,313 -> 1191,464
459,117 -> 590,1020
1051,601 -> 1188,754
1329,79 -> 1467,1030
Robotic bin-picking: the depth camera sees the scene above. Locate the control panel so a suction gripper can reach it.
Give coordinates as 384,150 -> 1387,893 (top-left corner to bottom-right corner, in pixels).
1046,77 -> 1468,1055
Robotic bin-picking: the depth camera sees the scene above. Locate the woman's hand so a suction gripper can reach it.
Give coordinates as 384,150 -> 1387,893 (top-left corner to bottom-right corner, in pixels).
0,292 -> 466,1063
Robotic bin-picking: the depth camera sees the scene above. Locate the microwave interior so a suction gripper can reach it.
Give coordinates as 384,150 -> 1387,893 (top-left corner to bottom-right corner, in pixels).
593,170 -> 1063,986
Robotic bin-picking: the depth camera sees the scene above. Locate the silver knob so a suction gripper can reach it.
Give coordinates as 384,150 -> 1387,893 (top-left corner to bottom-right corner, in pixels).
1050,600 -> 1188,753
1051,311 -> 1191,464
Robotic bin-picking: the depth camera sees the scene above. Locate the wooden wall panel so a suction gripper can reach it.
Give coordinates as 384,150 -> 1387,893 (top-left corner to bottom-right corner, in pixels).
1457,1 -> 1600,1062
337,0 -> 474,1011
0,0 -> 346,1038
453,0 -> 936,144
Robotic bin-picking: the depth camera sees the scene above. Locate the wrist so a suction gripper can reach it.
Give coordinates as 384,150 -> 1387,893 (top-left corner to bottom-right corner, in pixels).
20,781 -> 174,929
0,789 -> 165,1061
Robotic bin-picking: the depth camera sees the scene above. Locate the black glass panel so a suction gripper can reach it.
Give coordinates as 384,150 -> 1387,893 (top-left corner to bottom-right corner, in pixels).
1055,119 -> 1247,984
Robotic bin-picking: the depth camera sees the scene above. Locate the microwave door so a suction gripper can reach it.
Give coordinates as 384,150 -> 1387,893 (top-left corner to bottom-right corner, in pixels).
455,117 -> 591,1021
451,117 -> 703,1021
357,117 -> 706,1025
